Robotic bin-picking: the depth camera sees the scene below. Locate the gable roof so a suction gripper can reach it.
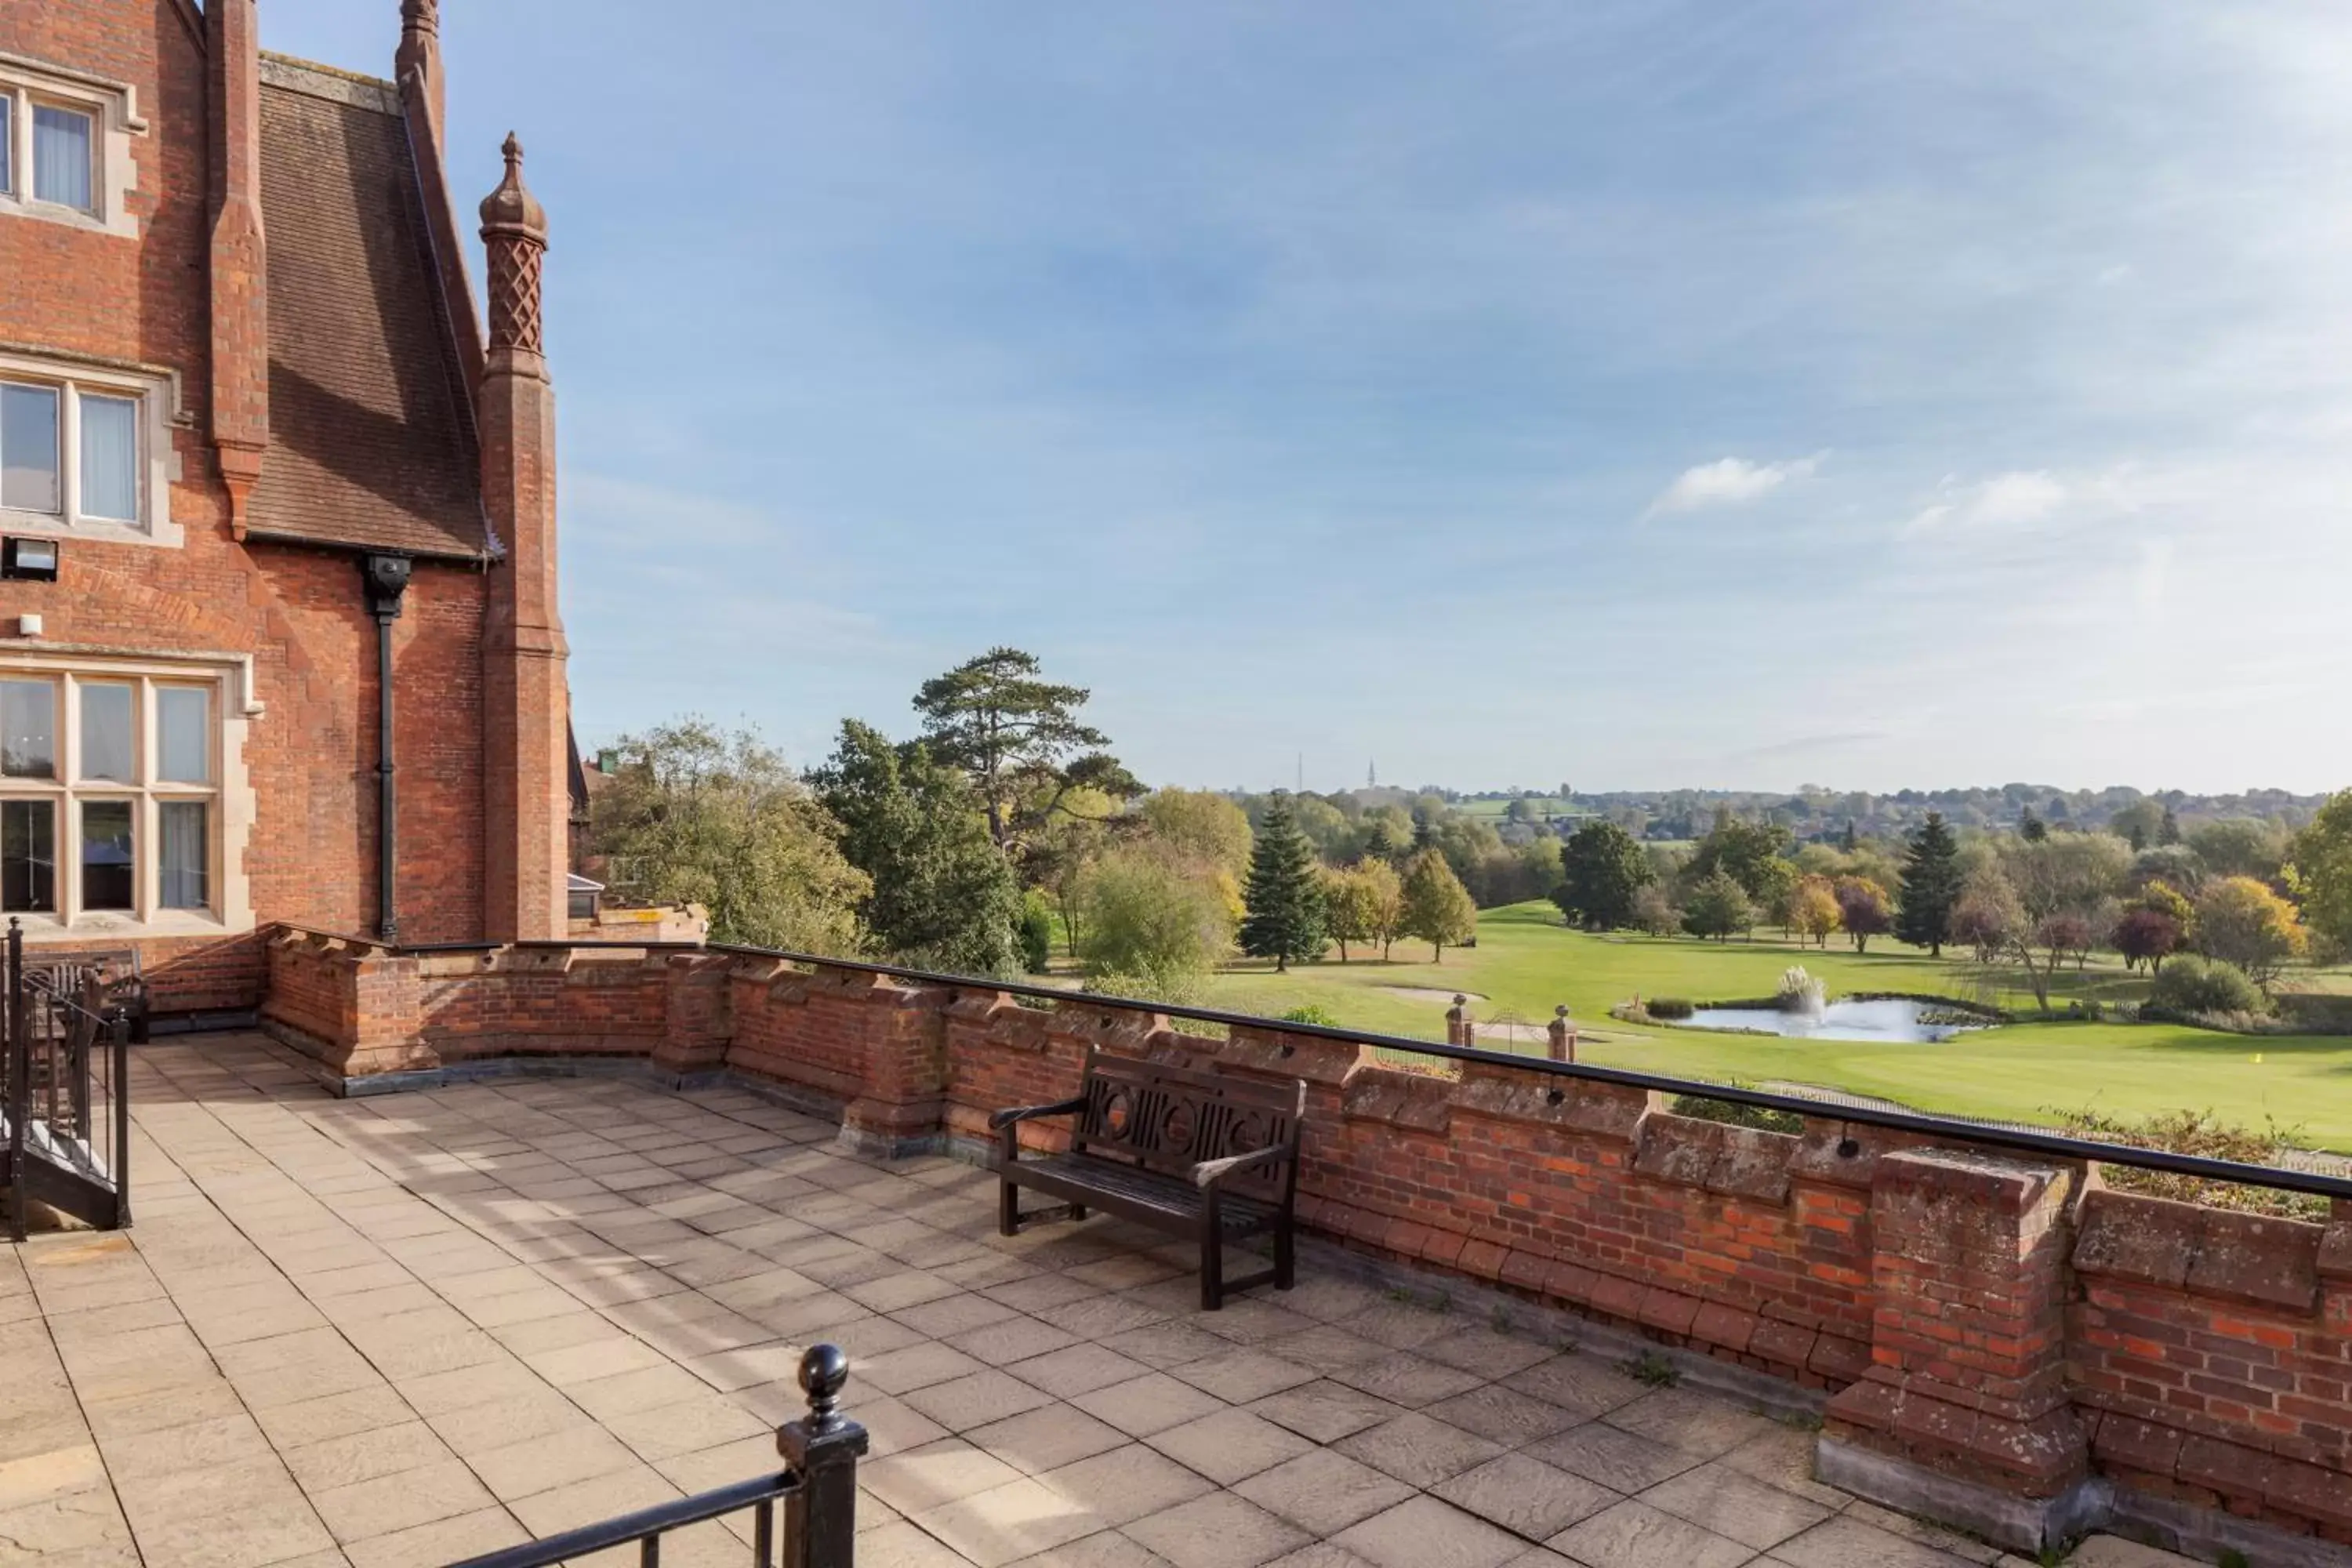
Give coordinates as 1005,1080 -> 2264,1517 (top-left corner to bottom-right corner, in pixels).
245,54 -> 489,561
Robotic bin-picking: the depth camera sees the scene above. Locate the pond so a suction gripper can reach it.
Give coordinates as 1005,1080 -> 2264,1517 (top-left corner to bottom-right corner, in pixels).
1668,996 -> 1987,1044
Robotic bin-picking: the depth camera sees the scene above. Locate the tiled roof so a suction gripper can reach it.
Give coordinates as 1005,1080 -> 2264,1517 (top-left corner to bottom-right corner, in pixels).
246,56 -> 488,560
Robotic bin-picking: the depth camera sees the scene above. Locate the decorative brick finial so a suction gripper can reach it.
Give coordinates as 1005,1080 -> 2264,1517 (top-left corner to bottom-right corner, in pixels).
401,0 -> 439,39
479,134 -> 546,359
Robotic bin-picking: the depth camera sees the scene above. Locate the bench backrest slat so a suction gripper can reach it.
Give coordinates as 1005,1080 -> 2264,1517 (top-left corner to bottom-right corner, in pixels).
1072,1049 -> 1302,1203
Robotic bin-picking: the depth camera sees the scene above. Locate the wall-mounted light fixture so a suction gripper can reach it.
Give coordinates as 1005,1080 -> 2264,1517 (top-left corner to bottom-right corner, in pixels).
2,539 -> 60,582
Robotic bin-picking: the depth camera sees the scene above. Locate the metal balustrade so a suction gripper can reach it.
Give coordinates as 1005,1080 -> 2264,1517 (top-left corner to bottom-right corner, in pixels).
446,1344 -> 867,1568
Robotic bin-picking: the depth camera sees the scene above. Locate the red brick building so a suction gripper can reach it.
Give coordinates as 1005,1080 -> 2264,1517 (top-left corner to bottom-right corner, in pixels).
0,0 -> 571,1012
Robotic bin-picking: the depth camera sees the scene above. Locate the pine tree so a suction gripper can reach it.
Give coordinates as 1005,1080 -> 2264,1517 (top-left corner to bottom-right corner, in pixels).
1399,851 -> 1478,962
1238,796 -> 1327,972
2020,805 -> 2047,842
1840,818 -> 1858,853
1894,811 -> 1963,957
2158,805 -> 2182,846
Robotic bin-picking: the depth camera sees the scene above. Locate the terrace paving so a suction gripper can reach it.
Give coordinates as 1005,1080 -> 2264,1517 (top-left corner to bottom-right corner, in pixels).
1,1033 -> 2187,1568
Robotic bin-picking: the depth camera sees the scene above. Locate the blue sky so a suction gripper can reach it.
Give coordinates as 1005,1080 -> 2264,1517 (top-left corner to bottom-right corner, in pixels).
274,3 -> 2352,796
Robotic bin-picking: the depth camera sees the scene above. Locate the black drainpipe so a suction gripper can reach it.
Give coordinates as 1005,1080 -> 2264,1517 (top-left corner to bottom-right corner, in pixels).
360,554 -> 413,944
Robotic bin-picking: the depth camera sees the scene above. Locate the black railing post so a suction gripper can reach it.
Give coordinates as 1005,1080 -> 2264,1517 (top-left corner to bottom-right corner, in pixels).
110,1011 -> 131,1228
6,918 -> 24,1244
778,1345 -> 867,1568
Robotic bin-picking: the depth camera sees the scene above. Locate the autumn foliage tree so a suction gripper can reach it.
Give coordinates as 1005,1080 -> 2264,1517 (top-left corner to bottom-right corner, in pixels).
2194,875 -> 2307,989
2111,908 -> 2181,973
1833,877 -> 1893,952
1788,875 -> 1841,947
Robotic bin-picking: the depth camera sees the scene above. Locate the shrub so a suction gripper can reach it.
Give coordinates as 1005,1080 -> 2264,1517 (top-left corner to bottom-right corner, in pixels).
1644,996 -> 1694,1020
2148,954 -> 2269,1018
1277,1004 -> 1339,1027
1017,891 -> 1055,974
1081,965 -> 1207,1010
2050,1107 -> 2325,1221
1668,1086 -> 1805,1136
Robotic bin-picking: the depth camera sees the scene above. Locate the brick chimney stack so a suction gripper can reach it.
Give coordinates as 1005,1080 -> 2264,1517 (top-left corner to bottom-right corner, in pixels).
477,136 -> 569,941
396,0 -> 445,136
207,0 -> 268,534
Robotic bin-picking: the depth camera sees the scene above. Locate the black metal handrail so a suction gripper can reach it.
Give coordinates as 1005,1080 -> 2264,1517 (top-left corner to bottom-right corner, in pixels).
273,924 -> 2352,1202
5,920 -> 135,1238
448,1345 -> 866,1568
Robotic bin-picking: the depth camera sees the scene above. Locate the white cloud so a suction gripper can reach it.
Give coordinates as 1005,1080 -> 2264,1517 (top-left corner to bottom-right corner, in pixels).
1639,454 -> 1821,523
1974,470 -> 2068,525
1905,469 -> 2069,532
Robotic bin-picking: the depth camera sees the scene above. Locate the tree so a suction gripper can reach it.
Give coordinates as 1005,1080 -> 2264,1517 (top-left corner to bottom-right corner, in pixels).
2019,806 -> 2047,842
1895,812 -> 1964,956
1325,859 -> 1403,962
1399,851 -> 1477,961
1680,872 -> 1755,943
1073,846 -> 1234,992
1430,814 -> 1506,891
2187,818 -> 2286,880
2108,800 -> 2165,849
1834,877 -> 1893,952
590,720 -> 867,953
2128,844 -> 2205,895
912,648 -> 1140,857
811,720 -> 1024,976
2194,875 -> 2307,989
1632,884 -> 1682,938
1690,815 -> 1795,902
1995,833 -> 2129,1007
1552,821 -> 1653,931
1951,871 -> 2020,966
1750,856 -> 1800,935
1788,876 -> 1841,948
2111,908 -> 2181,974
2036,912 -> 2097,973
1140,789 -> 1253,880
2287,789 -> 2352,961
2158,805 -> 2182,846
1027,785 -> 1115,958
1352,807 -> 1413,863
1238,797 -> 1327,971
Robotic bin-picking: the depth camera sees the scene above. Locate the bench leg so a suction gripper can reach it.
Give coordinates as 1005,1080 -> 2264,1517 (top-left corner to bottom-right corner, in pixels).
1200,1193 -> 1225,1311
1069,1204 -> 1087,1222
999,1177 -> 1020,1237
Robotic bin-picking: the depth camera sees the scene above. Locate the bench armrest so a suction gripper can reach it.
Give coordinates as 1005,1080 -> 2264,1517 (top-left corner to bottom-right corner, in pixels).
1192,1143 -> 1290,1189
988,1097 -> 1087,1134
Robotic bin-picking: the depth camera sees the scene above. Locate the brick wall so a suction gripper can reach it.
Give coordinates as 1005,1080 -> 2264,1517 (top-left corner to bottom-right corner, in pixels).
260,937 -> 2352,1545
0,2 -> 503,1000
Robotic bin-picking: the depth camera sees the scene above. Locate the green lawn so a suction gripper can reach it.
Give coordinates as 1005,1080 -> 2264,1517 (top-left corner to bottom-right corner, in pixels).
1194,903 -> 2352,1152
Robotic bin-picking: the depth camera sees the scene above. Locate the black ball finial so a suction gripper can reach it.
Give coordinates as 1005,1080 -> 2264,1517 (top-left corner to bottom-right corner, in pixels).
800,1343 -> 850,1417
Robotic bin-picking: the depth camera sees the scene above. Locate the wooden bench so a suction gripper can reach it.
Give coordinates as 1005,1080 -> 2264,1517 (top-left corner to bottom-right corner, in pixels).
989,1049 -> 1305,1310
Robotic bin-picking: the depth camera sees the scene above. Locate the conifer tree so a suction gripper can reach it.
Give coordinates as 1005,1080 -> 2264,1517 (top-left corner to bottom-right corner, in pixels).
1895,811 -> 1964,956
1238,796 -> 1327,972
2020,805 -> 2047,842
1399,850 -> 1478,962
2158,805 -> 2182,846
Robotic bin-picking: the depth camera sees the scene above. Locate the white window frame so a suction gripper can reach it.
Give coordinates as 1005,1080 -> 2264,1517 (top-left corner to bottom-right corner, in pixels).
0,52 -> 143,239
0,654 -> 256,942
0,351 -> 181,546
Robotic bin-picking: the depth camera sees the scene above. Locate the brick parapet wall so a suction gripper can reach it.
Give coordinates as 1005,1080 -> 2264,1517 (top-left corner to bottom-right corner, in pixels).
263,935 -> 2352,1544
